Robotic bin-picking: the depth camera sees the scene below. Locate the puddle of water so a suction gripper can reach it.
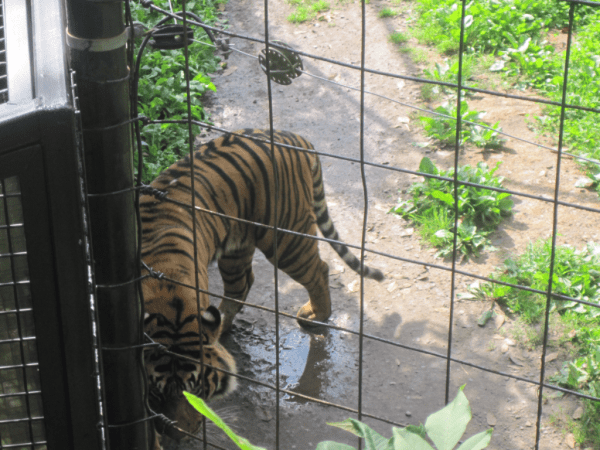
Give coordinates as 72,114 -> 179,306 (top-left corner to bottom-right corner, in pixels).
231,313 -> 360,406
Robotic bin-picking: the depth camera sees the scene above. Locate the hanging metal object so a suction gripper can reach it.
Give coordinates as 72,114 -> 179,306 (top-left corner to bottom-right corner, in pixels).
149,24 -> 194,50
259,41 -> 303,85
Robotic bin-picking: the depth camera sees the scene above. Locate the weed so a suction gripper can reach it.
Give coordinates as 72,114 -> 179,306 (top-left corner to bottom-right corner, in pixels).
401,47 -> 429,64
185,386 -> 493,450
420,55 -> 478,100
469,239 -> 600,446
388,31 -> 409,45
406,0 -> 600,197
379,7 -> 398,18
131,0 -> 221,183
390,157 -> 512,259
419,101 -> 504,148
287,0 -> 329,23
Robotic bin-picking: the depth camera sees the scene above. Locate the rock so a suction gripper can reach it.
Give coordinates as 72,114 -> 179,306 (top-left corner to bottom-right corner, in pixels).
545,352 -> 559,363
405,411 -> 412,417
494,313 -> 505,329
565,433 -> 576,448
509,355 -> 524,366
501,343 -> 509,353
348,280 -> 360,292
256,407 -> 272,422
572,406 -> 584,420
486,413 -> 497,426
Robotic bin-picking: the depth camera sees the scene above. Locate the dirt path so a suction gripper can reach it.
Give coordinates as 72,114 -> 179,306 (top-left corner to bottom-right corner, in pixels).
166,0 -> 600,449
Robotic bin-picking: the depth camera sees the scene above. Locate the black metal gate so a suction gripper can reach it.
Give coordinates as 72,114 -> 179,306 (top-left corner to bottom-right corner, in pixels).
1,1 -> 147,449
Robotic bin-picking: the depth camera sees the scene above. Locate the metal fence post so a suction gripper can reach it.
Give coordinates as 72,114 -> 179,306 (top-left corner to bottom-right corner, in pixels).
64,1 -> 150,449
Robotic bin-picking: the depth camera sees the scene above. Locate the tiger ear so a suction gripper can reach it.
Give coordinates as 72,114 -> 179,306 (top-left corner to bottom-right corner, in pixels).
200,305 -> 222,337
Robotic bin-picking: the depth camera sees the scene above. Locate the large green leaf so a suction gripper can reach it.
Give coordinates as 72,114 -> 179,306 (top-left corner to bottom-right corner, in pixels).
456,429 -> 493,450
391,427 -> 435,450
315,442 -> 356,450
431,190 -> 455,206
183,392 -> 267,450
419,157 -> 439,176
424,386 -> 471,450
327,419 -> 391,450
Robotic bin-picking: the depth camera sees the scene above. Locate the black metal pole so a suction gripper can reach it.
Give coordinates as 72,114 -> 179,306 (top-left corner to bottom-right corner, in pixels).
64,1 -> 149,449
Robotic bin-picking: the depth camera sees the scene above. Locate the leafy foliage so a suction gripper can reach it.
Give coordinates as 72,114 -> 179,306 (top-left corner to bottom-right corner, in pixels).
184,392 -> 267,450
471,240 -> 600,323
379,8 -> 398,18
389,31 -> 409,44
317,386 -> 492,450
185,388 -> 492,450
287,0 -> 330,23
469,240 -> 600,446
419,101 -> 504,148
410,0 -> 600,196
130,0 -> 222,183
390,157 -> 512,259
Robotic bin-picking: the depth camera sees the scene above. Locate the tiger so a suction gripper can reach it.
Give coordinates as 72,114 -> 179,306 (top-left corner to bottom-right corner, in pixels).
141,129 -> 384,441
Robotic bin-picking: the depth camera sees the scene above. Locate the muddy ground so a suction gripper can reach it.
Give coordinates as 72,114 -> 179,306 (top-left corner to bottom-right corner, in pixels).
164,0 -> 600,449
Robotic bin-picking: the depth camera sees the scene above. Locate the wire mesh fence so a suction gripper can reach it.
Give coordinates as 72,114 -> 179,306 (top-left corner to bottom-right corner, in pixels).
103,0 -> 600,448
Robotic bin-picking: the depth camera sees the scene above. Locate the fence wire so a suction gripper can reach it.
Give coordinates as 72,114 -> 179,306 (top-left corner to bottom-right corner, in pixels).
84,0 -> 600,448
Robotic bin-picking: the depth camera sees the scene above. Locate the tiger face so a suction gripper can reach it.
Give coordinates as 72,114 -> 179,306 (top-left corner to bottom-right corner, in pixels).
143,278 -> 236,438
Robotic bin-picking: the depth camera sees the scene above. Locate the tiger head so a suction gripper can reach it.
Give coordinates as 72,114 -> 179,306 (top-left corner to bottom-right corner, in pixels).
143,279 -> 237,439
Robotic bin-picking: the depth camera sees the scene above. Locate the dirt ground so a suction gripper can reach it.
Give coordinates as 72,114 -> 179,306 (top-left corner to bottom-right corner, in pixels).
164,0 -> 600,449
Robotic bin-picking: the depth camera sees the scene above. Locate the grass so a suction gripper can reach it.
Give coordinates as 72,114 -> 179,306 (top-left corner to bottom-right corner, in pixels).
390,157 -> 513,259
468,240 -> 600,447
130,0 -> 223,183
406,0 -> 600,197
287,0 -> 330,23
389,31 -> 409,44
400,46 -> 429,64
379,7 -> 398,18
419,100 -> 504,148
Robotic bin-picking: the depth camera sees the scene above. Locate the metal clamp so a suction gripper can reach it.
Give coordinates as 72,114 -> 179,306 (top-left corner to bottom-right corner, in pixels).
66,27 -> 129,52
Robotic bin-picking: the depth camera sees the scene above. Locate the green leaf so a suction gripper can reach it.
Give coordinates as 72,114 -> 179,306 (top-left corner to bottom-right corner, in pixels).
183,392 -> 267,450
391,428 -> 435,450
435,229 -> 454,239
456,429 -> 493,450
431,190 -> 455,206
419,157 -> 439,176
316,442 -> 357,450
424,386 -> 472,450
327,419 -> 390,450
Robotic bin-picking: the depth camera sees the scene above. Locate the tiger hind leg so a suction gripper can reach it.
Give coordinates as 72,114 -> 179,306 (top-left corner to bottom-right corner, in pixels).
267,235 -> 332,327
294,258 -> 332,327
217,246 -> 256,332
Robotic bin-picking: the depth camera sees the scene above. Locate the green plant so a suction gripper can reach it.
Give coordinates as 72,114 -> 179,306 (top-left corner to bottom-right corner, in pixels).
184,392 -> 267,450
401,47 -> 429,64
471,241 -> 600,323
185,387 -> 492,450
390,157 -> 512,259
379,7 -> 398,18
419,101 -> 504,148
407,0 -> 600,197
389,31 -> 409,44
131,0 -> 221,183
468,240 -> 600,447
287,0 -> 329,23
317,386 -> 492,450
